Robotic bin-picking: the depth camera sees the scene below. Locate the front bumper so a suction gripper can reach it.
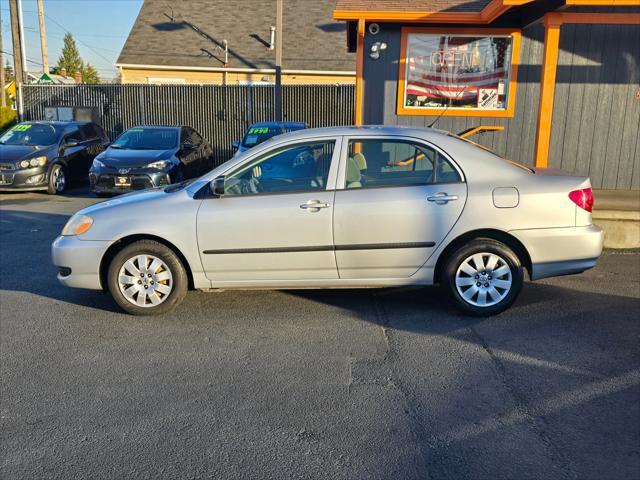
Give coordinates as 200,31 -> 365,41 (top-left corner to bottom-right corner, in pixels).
0,165 -> 48,191
510,225 -> 604,280
51,235 -> 114,290
89,170 -> 171,194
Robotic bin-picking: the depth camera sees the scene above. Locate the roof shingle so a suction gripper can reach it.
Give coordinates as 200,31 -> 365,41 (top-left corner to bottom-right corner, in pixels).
118,0 -> 355,72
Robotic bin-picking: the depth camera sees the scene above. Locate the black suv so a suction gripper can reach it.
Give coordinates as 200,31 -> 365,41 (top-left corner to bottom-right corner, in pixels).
0,121 -> 108,194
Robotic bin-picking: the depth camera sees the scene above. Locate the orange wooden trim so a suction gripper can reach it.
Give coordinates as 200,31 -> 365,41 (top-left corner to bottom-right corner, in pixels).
396,27 -> 522,118
534,19 -> 561,168
459,125 -> 505,138
354,19 -> 365,126
547,12 -> 640,24
333,0 -> 512,23
565,1 -> 640,5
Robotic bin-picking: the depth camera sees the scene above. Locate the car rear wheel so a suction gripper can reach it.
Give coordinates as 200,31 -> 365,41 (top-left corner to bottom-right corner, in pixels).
47,164 -> 66,194
443,239 -> 523,316
107,240 -> 188,316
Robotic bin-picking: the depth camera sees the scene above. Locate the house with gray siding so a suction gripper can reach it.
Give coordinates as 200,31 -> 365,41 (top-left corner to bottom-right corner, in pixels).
333,0 -> 640,190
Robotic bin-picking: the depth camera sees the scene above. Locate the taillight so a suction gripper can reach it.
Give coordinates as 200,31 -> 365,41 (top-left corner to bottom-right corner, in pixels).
569,188 -> 594,212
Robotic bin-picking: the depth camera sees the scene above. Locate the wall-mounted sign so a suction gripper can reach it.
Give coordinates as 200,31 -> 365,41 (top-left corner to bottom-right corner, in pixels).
398,29 -> 520,117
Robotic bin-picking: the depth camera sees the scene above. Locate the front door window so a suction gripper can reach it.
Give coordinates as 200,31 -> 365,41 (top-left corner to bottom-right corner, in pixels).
224,141 -> 335,195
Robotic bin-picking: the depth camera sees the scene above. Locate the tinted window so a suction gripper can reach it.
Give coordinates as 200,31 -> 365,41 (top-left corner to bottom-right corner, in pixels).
80,124 -> 98,140
241,125 -> 283,148
189,129 -> 203,145
111,128 -> 178,150
345,139 -> 461,189
0,123 -> 61,146
65,129 -> 82,143
225,140 -> 335,196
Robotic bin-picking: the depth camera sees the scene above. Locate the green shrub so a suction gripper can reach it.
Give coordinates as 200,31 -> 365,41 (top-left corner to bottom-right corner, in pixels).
0,106 -> 17,133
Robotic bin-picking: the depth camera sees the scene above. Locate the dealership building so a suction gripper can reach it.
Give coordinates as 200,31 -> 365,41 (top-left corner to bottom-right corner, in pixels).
333,0 -> 640,190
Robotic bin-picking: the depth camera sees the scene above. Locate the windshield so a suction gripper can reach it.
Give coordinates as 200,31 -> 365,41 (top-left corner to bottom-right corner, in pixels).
0,123 -> 60,146
111,127 -> 178,150
241,125 -> 285,148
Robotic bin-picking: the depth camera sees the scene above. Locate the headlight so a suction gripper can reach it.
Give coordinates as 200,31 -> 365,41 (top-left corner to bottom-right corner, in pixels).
61,214 -> 94,236
92,159 -> 105,169
19,156 -> 47,169
146,160 -> 170,170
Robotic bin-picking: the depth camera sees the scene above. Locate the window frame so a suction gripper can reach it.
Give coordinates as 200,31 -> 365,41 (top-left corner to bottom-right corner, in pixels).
337,135 -> 465,190
221,137 -> 343,198
397,27 -> 522,118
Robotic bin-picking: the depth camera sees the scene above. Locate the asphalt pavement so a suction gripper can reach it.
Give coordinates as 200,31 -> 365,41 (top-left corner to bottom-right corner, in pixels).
1,187 -> 639,480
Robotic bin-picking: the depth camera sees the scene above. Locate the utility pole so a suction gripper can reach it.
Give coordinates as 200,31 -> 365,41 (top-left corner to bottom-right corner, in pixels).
37,0 -> 49,74
274,0 -> 283,121
8,0 -> 25,85
17,0 -> 27,78
0,9 -> 6,107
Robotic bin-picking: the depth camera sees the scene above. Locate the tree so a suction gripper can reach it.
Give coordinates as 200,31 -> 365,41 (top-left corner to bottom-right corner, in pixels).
56,32 -> 82,75
54,32 -> 101,84
81,63 -> 100,84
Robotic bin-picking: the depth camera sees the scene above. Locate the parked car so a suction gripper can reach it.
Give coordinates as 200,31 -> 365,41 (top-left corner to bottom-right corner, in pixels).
233,121 -> 306,155
0,121 -> 108,194
52,126 -> 604,316
89,125 -> 213,196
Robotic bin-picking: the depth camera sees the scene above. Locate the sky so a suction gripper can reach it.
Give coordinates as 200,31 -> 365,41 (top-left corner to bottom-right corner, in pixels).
1,0 -> 143,81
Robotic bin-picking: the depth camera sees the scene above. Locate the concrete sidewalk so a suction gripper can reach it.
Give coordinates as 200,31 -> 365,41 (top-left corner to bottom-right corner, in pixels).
593,190 -> 640,248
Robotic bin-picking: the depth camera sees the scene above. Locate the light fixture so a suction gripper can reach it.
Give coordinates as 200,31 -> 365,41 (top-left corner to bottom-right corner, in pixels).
369,41 -> 387,60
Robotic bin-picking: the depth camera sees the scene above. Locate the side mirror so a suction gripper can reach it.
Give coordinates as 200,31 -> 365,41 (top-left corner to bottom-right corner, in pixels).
232,140 -> 240,150
210,176 -> 225,196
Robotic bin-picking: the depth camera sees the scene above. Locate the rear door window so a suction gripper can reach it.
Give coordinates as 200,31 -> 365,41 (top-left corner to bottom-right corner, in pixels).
344,138 -> 461,189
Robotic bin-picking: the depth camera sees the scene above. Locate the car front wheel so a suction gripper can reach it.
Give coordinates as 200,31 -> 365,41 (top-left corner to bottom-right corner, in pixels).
107,240 -> 188,315
47,164 -> 66,194
443,239 -> 524,316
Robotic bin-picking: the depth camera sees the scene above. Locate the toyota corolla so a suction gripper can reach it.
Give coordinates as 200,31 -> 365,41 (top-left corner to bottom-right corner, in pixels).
89,125 -> 213,196
52,126 -> 604,316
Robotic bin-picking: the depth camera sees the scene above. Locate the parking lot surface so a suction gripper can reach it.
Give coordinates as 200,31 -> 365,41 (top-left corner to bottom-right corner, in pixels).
1,187 -> 639,480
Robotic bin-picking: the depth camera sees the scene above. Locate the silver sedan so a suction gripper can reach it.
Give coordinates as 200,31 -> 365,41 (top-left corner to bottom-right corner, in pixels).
52,126 -> 604,316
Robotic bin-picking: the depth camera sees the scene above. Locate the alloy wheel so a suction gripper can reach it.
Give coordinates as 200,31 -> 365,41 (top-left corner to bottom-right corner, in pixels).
53,168 -> 66,192
455,252 -> 512,307
117,254 -> 173,307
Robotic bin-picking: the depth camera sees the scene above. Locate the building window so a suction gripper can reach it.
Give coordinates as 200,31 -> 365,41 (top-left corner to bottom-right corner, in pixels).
397,28 -> 521,118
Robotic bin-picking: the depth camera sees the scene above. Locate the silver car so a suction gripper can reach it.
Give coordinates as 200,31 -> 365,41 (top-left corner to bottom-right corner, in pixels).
51,126 -> 604,316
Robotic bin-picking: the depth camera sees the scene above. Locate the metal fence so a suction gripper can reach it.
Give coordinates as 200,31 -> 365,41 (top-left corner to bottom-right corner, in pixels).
21,84 -> 355,165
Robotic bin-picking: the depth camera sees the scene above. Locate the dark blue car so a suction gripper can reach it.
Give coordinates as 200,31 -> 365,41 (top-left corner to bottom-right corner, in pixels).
232,121 -> 306,156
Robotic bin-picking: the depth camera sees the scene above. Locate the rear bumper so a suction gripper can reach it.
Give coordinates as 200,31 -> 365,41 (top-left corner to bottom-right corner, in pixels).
51,235 -> 114,290
510,225 -> 604,280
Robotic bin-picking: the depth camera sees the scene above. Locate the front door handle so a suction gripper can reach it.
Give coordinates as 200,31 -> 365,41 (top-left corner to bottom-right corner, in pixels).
427,193 -> 459,204
300,200 -> 331,212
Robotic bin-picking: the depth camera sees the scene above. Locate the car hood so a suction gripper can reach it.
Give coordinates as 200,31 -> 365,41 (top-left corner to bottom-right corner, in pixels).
99,148 -> 174,167
0,144 -> 54,163
80,186 -> 173,215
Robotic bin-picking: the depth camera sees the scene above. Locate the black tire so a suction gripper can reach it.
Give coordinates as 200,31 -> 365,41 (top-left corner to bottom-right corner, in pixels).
107,240 -> 188,316
442,238 -> 524,317
47,163 -> 66,195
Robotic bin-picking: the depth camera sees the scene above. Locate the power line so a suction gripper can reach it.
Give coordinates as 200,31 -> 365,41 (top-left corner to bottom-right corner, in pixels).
41,12 -> 114,65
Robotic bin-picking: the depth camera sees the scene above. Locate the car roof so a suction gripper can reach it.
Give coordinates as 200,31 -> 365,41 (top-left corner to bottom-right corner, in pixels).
249,121 -> 306,128
128,125 -> 182,130
266,125 -> 451,142
23,120 -> 91,127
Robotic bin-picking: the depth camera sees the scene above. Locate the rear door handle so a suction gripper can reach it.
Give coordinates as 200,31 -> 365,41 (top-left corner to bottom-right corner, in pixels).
300,200 -> 331,212
427,193 -> 459,204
